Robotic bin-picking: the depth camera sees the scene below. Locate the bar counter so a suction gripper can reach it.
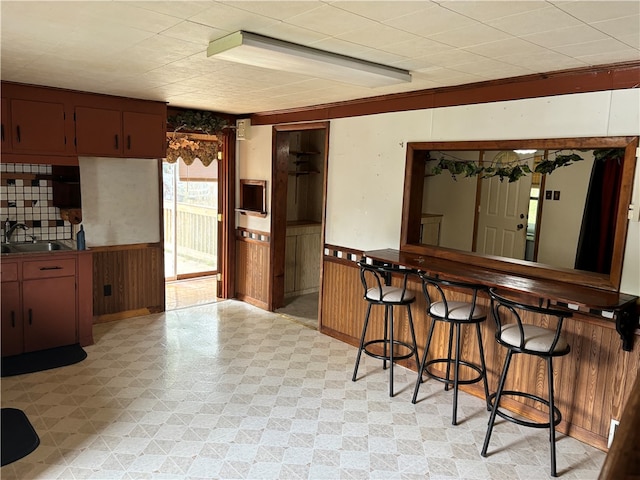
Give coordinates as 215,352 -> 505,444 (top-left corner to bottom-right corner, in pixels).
318,246 -> 640,451
364,248 -> 639,351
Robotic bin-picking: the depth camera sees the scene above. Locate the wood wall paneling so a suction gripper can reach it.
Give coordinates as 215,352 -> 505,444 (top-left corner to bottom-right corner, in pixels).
92,244 -> 164,321
320,254 -> 640,451
235,230 -> 270,309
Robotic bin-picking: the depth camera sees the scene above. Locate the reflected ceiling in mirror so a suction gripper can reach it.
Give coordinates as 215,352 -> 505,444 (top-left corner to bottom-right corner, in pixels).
401,137 -> 638,291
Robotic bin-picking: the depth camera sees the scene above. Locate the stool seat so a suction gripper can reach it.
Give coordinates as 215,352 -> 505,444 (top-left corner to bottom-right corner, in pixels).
430,300 -> 485,322
499,324 -> 569,353
366,286 -> 415,303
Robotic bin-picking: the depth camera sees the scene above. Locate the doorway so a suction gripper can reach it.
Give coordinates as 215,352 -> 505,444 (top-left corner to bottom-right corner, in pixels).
270,123 -> 329,326
162,154 -> 219,309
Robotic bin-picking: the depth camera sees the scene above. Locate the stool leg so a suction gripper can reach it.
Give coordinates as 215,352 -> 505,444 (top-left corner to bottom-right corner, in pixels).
482,349 -> 513,457
388,305 -> 395,397
444,321 -> 454,392
383,305 -> 390,370
475,322 -> 490,410
407,305 -> 420,371
412,316 -> 436,404
352,303 -> 372,382
452,322 -> 461,425
548,357 -> 558,477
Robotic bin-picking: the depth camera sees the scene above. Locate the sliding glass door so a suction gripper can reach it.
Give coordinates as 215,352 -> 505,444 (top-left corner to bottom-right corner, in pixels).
163,158 -> 218,280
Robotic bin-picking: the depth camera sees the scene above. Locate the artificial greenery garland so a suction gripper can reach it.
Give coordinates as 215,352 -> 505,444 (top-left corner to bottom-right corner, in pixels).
428,148 -> 624,183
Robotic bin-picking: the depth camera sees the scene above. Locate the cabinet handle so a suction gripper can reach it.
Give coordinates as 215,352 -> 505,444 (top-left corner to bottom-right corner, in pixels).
11,311 -> 15,328
28,308 -> 32,325
39,266 -> 63,271
1,123 -> 4,142
16,125 -> 21,143
114,134 -> 119,149
127,135 -> 131,150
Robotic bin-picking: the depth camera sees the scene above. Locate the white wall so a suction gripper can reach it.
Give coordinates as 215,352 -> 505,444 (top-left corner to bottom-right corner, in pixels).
238,89 -> 640,295
237,124 -> 272,233
537,152 -> 595,268
79,157 -> 160,246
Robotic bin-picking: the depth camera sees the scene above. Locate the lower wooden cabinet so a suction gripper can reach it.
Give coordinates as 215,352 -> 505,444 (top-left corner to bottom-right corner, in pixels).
0,252 -> 93,357
285,223 -> 321,297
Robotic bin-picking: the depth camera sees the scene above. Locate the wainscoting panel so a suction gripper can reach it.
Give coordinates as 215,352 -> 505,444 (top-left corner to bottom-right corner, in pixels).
92,243 -> 164,321
319,249 -> 640,451
235,228 -> 270,309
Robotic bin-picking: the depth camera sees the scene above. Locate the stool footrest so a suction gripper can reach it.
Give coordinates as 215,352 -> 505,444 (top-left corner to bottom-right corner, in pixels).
423,358 -> 485,386
363,339 -> 416,362
488,390 -> 562,429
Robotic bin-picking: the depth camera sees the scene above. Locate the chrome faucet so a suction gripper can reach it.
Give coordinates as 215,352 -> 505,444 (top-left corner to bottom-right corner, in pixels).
4,219 -> 29,244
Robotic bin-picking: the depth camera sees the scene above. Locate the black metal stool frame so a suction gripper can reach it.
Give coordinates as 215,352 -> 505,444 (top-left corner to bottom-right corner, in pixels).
412,273 -> 490,425
352,260 -> 420,397
481,288 -> 572,477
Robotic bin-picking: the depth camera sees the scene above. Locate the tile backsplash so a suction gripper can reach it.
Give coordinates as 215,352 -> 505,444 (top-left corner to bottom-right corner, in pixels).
0,163 -> 72,242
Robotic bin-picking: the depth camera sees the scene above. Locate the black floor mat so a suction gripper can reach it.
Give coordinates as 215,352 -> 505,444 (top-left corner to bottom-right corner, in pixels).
1,408 -> 40,466
1,344 -> 87,377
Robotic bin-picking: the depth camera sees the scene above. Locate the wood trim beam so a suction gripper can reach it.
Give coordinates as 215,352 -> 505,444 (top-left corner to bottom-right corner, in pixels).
250,61 -> 640,126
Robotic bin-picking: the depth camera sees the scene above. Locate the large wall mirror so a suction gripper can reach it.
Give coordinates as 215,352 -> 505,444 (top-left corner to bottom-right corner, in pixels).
401,137 -> 638,291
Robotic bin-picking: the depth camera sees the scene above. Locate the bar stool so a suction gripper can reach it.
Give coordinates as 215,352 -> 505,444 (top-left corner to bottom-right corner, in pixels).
352,260 -> 420,397
481,288 -> 572,477
411,273 -> 490,425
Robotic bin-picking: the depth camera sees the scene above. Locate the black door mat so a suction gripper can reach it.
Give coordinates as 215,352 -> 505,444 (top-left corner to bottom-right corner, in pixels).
1,344 -> 87,377
1,408 -> 40,466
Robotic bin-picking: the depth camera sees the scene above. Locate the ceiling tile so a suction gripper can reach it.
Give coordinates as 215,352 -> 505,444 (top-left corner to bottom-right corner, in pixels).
189,2 -> 280,32
522,25 -> 610,49
553,38 -> 637,58
427,23 -> 512,48
284,4 -> 377,36
488,5 -> 584,36
592,15 -> 640,39
329,1 -> 436,22
219,1 -> 323,21
463,37 -> 549,58
438,1 -> 549,22
336,24 -> 418,49
384,4 -> 476,36
553,1 -> 640,23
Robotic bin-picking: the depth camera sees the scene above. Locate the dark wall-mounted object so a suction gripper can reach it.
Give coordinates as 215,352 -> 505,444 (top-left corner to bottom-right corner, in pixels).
237,179 -> 267,217
51,165 -> 81,208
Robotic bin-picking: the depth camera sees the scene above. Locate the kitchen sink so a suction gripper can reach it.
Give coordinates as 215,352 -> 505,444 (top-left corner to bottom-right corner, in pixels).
5,242 -> 71,253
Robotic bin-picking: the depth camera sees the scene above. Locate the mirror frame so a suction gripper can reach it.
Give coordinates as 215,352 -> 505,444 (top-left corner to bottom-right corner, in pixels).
401,136 -> 638,292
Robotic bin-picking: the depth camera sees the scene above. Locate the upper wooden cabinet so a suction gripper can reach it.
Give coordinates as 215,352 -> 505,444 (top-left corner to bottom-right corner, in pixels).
1,97 -> 9,153
123,111 -> 166,158
2,81 -> 167,161
10,99 -> 67,154
75,106 -> 122,156
75,107 -> 166,158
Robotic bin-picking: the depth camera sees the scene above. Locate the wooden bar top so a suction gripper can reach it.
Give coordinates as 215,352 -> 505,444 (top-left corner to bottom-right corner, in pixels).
364,249 -> 639,350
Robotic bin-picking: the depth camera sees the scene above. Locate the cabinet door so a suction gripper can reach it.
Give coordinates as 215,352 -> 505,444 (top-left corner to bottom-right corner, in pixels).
10,99 -> 67,153
22,276 -> 76,352
295,232 -> 321,293
1,97 -> 10,153
1,282 -> 23,357
123,111 -> 166,158
75,106 -> 122,156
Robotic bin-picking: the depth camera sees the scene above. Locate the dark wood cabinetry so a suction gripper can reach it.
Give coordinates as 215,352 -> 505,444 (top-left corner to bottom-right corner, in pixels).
1,263 -> 22,357
0,252 -> 93,357
1,97 -> 9,153
2,81 -> 167,162
75,106 -> 122,156
123,111 -> 165,157
9,98 -> 68,154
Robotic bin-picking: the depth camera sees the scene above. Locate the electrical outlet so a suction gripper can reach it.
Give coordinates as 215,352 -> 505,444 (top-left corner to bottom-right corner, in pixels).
103,284 -> 112,297
607,419 -> 619,448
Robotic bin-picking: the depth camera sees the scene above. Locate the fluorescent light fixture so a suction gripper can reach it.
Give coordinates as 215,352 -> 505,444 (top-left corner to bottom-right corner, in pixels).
514,149 -> 538,154
207,31 -> 411,88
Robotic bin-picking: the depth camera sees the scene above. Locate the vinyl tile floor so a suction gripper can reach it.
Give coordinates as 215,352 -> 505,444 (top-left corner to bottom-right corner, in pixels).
1,300 -> 606,479
165,277 -> 218,311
